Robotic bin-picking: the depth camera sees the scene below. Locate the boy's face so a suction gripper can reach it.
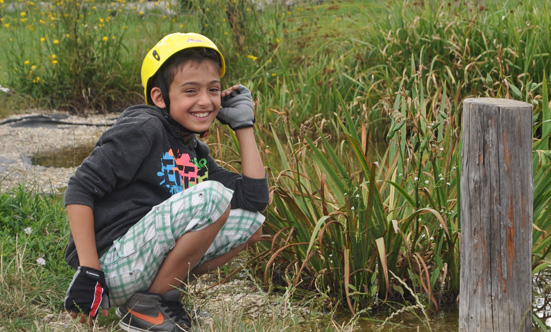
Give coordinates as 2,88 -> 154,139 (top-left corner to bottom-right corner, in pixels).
166,59 -> 221,134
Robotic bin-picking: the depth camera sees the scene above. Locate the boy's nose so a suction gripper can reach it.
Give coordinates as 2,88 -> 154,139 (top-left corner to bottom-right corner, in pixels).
197,90 -> 212,106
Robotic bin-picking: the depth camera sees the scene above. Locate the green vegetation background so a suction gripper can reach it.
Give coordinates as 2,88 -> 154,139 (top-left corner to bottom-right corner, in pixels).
1,0 -> 551,330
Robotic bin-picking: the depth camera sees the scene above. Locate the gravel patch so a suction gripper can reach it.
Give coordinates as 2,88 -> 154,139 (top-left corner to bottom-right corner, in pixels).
0,111 -> 116,193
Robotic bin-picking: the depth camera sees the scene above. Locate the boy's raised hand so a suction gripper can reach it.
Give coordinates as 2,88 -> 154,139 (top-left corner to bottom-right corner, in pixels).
218,84 -> 255,130
64,266 -> 110,325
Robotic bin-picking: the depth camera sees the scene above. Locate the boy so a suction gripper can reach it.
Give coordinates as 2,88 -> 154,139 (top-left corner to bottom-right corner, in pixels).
63,32 -> 269,332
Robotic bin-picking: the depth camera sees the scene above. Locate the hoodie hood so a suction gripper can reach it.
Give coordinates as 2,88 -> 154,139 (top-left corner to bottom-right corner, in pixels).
119,104 -> 198,143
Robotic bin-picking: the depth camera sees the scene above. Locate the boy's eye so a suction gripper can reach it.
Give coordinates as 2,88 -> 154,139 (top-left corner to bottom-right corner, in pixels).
210,87 -> 221,92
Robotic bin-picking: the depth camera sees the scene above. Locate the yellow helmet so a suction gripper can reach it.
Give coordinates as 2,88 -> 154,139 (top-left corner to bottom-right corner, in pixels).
141,32 -> 226,104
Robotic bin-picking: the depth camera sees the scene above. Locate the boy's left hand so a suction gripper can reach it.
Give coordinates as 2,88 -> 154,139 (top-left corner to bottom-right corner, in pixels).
64,266 -> 110,325
218,85 -> 255,130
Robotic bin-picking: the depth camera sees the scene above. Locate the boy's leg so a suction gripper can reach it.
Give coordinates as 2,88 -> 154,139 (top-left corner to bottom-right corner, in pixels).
191,208 -> 265,277
192,227 -> 262,276
148,205 -> 231,294
100,181 -> 234,307
117,205 -> 231,332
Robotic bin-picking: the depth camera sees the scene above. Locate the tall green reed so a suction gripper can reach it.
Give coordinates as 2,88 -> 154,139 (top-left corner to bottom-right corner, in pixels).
260,76 -> 462,313
257,0 -> 551,314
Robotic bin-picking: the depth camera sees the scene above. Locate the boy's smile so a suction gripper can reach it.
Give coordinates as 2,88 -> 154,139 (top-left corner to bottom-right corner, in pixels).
166,59 -> 221,135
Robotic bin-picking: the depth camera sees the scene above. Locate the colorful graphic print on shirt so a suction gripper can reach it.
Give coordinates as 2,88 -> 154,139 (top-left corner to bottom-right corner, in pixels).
157,149 -> 208,194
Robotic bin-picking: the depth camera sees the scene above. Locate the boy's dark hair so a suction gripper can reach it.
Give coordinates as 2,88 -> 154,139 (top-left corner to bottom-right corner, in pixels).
147,47 -> 223,105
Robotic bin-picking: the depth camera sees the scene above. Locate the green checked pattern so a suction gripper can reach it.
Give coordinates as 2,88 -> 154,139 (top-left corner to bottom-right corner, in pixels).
99,181 -> 265,306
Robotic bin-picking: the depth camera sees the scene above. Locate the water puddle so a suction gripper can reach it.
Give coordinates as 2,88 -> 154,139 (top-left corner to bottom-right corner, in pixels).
331,305 -> 459,331
31,142 -> 95,168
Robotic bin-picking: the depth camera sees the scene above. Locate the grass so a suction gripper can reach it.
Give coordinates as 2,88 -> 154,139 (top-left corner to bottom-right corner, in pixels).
2,0 -> 551,330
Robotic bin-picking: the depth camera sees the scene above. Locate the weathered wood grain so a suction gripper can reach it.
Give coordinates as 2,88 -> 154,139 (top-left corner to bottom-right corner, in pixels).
459,98 -> 533,332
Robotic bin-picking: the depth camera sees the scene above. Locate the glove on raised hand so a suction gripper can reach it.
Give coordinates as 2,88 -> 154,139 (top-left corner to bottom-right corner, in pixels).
64,266 -> 110,319
217,85 -> 255,130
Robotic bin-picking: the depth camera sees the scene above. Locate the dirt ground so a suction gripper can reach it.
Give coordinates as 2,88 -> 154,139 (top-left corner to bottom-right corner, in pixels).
0,111 -> 113,193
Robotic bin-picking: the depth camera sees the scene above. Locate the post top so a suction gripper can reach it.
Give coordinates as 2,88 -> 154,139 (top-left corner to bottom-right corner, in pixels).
464,97 -> 532,108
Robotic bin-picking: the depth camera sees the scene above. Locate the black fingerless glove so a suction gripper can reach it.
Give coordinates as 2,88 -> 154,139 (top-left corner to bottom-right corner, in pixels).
217,85 -> 255,130
64,266 -> 110,318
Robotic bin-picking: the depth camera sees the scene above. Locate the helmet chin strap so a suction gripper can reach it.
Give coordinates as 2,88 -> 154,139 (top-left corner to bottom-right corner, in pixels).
157,71 -> 208,138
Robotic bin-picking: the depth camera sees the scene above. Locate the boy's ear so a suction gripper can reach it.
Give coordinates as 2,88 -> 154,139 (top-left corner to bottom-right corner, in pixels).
150,87 -> 167,109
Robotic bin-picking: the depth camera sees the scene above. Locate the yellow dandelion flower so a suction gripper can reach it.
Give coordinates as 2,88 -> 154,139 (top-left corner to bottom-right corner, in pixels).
24,60 -> 30,65
20,12 -> 26,17
112,35 -> 116,40
247,55 -> 257,61
99,18 -> 104,23
54,39 -> 59,44
272,73 -> 276,77
51,54 -> 57,60
204,24 -> 208,28
40,37 -> 45,42
139,11 -> 144,15
52,60 -> 58,65
31,65 -> 37,70
102,36 -> 108,41
4,23 -> 10,29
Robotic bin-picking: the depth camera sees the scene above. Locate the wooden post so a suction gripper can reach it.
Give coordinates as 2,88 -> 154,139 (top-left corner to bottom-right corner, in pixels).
459,98 -> 533,332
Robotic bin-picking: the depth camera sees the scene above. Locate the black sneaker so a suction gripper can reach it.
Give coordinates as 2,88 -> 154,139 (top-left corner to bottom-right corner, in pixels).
117,289 -> 192,332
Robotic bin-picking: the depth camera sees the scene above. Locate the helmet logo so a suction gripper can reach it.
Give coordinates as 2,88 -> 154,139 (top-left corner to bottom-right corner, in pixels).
152,50 -> 160,61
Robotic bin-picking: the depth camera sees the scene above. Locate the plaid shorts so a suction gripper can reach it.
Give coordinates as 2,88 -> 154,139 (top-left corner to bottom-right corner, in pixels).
98,181 -> 265,306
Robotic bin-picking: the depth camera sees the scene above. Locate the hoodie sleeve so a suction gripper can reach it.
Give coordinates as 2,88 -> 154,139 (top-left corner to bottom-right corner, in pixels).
64,116 -> 156,208
206,154 -> 270,212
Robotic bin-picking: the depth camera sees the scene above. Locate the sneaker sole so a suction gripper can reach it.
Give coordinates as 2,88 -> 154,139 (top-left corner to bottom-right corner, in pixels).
119,320 -> 191,332
118,320 -> 150,332
117,309 -> 191,332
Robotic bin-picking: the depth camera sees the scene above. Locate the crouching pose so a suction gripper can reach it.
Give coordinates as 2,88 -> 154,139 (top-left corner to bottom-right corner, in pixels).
63,32 -> 269,331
